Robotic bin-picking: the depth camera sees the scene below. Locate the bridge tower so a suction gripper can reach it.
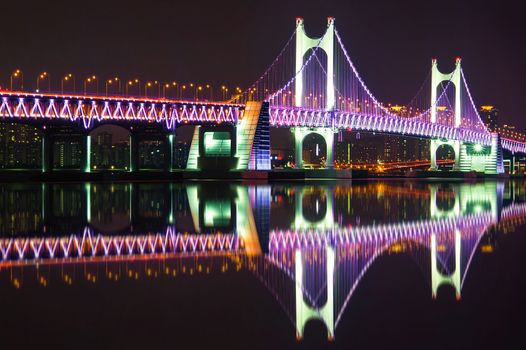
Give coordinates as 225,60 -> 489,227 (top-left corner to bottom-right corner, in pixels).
295,246 -> 335,340
430,58 -> 461,171
431,231 -> 461,299
430,58 -> 504,174
295,17 -> 335,110
293,18 -> 336,169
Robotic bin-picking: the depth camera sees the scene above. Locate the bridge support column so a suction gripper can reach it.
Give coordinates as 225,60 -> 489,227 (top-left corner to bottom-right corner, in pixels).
80,135 -> 91,173
41,133 -> 53,172
294,128 -> 304,169
293,127 -> 335,169
165,133 -> 175,172
325,131 -> 334,169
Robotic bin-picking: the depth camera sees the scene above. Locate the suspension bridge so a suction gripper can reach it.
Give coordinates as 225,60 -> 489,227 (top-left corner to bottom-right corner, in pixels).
1,18 -> 525,174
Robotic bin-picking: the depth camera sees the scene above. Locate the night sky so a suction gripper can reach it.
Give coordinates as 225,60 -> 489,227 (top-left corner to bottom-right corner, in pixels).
1,0 -> 524,130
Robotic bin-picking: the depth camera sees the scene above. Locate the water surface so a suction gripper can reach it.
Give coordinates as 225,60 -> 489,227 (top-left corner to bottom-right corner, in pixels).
1,180 -> 525,349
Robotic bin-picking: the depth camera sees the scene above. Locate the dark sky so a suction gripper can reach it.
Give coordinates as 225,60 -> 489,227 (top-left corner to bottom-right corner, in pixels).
1,0 -> 524,130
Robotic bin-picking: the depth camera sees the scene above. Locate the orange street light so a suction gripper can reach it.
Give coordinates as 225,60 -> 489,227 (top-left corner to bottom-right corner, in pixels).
10,69 -> 24,90
144,81 -> 160,98
61,73 -> 75,93
84,76 -> 98,94
36,72 -> 50,92
105,77 -> 121,95
125,79 -> 141,96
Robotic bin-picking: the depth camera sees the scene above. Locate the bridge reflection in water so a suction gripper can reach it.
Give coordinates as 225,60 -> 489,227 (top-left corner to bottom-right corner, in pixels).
1,181 -> 526,340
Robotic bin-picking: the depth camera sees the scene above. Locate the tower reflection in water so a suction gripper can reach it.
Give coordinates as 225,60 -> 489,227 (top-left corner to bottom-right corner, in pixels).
1,181 -> 525,340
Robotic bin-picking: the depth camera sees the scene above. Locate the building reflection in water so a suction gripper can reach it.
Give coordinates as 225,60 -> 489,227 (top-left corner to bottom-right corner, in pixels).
1,180 -> 526,340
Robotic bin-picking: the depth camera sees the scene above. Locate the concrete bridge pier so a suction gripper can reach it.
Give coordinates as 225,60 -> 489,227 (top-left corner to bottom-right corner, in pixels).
293,127 -> 335,169
185,101 -> 271,171
430,139 -> 460,171
80,134 -> 91,173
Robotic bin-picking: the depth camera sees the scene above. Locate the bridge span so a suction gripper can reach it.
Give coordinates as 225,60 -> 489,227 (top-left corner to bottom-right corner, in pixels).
2,18 -> 526,174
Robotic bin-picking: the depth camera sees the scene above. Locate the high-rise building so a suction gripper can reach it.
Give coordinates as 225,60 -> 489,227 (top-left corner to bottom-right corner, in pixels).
334,131 -> 430,166
0,123 -> 41,169
53,140 -> 81,169
139,140 -> 165,169
91,132 -> 113,169
480,106 -> 498,131
90,132 -> 130,170
113,142 -> 130,170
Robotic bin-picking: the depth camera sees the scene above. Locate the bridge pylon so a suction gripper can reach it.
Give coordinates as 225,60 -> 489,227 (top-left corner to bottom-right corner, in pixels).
431,58 -> 462,127
293,18 -> 337,169
430,58 -> 462,171
429,58 -> 504,174
295,17 -> 335,110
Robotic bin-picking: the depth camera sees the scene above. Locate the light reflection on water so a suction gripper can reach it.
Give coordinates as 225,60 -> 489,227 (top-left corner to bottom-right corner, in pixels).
1,180 -> 525,347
